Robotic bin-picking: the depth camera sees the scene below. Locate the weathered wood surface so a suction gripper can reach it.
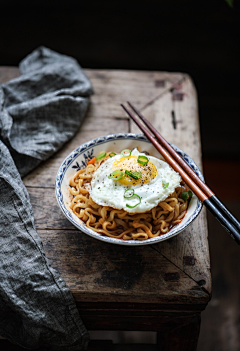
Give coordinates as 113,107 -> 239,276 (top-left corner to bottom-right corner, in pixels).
40,228 -> 207,305
0,67 -> 211,312
129,76 -> 210,293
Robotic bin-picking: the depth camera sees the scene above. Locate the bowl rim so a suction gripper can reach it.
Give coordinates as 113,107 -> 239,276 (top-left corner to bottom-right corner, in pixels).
55,132 -> 204,246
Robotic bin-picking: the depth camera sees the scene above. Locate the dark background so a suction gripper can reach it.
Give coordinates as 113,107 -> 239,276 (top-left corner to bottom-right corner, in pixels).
1,1 -> 240,349
1,0 -> 239,160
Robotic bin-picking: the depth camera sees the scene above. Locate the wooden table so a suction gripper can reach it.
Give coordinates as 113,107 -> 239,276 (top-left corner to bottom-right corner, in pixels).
0,67 -> 211,350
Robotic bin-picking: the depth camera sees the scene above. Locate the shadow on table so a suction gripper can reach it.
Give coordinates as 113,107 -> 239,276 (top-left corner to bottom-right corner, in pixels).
89,200 -> 240,351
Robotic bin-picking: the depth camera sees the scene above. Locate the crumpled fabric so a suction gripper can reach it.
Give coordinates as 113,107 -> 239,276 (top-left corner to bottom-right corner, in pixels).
0,46 -> 94,350
0,46 -> 93,177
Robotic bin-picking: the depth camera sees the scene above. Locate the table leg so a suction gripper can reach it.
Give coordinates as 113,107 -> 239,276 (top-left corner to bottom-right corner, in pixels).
156,314 -> 201,351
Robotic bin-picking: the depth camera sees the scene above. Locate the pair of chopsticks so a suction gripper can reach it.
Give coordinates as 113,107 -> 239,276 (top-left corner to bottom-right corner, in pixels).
121,102 -> 240,245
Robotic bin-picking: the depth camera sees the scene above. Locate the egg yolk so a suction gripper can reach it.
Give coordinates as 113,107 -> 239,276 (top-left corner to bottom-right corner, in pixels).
111,156 -> 158,186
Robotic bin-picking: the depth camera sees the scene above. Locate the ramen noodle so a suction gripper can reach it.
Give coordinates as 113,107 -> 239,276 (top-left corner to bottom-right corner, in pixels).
68,150 -> 191,241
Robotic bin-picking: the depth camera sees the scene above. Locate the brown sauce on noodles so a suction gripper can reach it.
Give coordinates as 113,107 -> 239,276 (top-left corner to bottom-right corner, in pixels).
68,151 -> 191,241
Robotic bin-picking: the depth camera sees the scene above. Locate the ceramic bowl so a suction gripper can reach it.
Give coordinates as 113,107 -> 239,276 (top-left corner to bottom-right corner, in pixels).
55,133 -> 203,246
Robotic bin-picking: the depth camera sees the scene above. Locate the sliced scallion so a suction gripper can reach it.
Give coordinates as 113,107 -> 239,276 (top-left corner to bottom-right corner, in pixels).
132,171 -> 142,179
137,155 -> 149,166
121,149 -> 131,157
124,189 -> 135,199
125,170 -> 142,180
109,152 -> 116,158
181,191 -> 193,201
126,194 -> 141,209
124,189 -> 141,208
108,170 -> 125,181
96,151 -> 106,160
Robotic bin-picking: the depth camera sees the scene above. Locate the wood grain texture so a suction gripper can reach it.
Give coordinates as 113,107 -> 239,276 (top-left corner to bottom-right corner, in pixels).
129,75 -> 201,164
129,75 -> 211,295
0,67 -> 211,316
80,312 -> 201,333
39,228 -> 208,305
84,69 -> 183,119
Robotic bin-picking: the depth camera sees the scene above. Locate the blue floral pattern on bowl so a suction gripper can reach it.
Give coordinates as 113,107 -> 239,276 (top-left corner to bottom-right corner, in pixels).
55,133 -> 204,246
71,148 -> 95,171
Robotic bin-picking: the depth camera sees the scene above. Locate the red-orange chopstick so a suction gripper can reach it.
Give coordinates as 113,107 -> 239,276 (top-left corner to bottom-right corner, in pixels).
128,101 -> 214,197
127,101 -> 240,234
121,102 -> 240,244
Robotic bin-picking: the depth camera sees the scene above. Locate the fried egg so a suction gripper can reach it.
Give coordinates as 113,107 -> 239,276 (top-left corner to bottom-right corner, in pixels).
90,149 -> 181,213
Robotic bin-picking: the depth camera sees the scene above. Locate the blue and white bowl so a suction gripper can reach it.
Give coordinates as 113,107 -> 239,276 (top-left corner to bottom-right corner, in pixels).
55,133 -> 203,246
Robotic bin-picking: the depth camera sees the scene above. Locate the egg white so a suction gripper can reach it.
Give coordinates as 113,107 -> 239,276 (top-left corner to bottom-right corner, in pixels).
90,149 -> 181,213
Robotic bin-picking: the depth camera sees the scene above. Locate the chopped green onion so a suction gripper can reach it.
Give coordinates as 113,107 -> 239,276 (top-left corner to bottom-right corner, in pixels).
132,171 -> 142,179
123,189 -> 141,208
137,155 -> 149,166
181,191 -> 193,201
162,180 -> 169,189
124,189 -> 135,199
108,170 -> 125,181
121,149 -> 131,157
125,170 -> 142,180
96,151 -> 106,160
126,194 -> 141,209
109,152 -> 116,158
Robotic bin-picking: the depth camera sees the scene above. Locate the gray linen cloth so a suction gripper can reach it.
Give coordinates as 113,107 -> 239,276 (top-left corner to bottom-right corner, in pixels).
0,47 -> 93,350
